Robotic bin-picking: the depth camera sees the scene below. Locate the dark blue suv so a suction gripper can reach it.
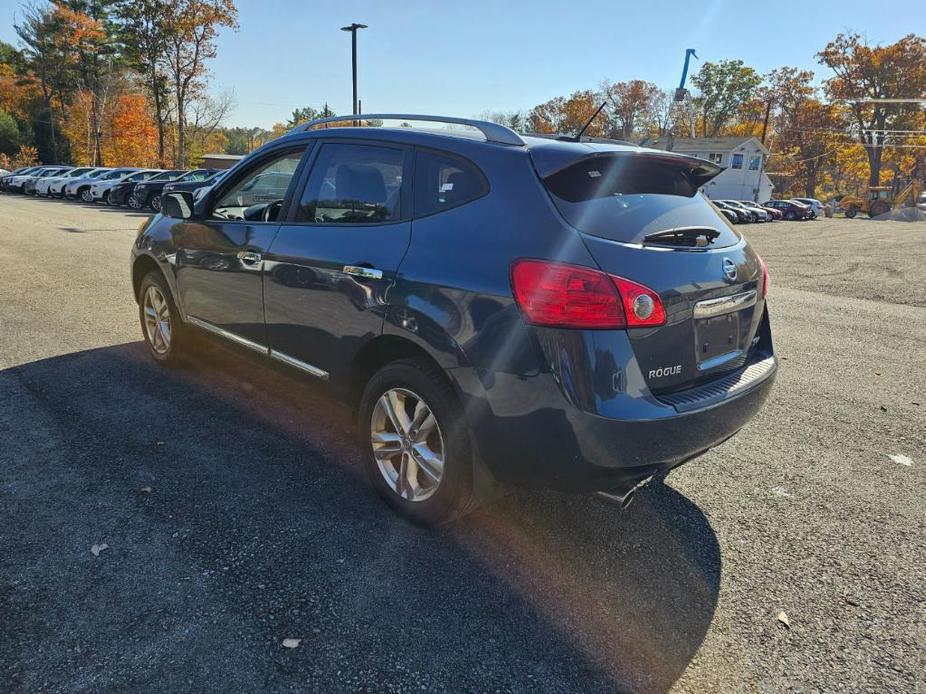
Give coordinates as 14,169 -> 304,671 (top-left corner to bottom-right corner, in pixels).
132,114 -> 776,525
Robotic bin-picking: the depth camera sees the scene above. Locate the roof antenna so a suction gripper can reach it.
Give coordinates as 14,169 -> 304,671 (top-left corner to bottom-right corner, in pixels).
565,101 -> 608,142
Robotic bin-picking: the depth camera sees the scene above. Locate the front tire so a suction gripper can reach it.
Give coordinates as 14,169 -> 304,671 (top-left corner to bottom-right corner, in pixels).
150,194 -> 162,212
128,194 -> 143,210
138,271 -> 188,367
358,359 -> 474,526
79,188 -> 93,203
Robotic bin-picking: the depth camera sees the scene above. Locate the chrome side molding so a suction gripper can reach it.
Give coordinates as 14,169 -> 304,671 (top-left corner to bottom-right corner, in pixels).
268,349 -> 329,380
693,289 -> 757,319
187,315 -> 268,355
186,315 -> 329,380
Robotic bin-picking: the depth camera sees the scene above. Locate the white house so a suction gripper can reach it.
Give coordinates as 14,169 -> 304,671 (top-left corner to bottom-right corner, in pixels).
640,136 -> 774,202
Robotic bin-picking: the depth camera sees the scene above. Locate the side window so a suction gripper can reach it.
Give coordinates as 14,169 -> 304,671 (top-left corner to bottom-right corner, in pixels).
748,155 -> 761,170
210,149 -> 304,222
731,153 -> 744,169
414,150 -> 487,217
296,143 -> 404,224
708,152 -> 723,165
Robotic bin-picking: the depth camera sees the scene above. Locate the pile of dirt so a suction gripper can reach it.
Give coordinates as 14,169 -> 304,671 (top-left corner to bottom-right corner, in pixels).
871,207 -> 926,222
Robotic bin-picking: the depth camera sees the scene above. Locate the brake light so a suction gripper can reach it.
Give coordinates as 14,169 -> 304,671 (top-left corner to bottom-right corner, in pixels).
510,259 -> 665,329
758,256 -> 770,299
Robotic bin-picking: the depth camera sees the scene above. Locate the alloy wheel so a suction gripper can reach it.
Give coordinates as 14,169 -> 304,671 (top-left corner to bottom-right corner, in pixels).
370,388 -> 444,502
143,285 -> 172,355
80,189 -> 93,202
128,195 -> 142,210
151,194 -> 162,212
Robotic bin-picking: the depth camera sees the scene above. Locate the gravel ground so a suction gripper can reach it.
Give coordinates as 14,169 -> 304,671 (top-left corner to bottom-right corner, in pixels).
0,197 -> 923,693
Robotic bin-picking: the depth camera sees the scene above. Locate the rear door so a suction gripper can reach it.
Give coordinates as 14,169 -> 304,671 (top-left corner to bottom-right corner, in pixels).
539,150 -> 767,393
263,141 -> 412,384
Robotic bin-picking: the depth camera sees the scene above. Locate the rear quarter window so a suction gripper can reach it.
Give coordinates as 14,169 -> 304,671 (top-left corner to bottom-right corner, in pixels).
414,150 -> 487,217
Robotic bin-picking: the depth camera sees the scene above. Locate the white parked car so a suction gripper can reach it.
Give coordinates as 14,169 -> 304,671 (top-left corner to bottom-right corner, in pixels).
36,166 -> 95,196
85,167 -> 145,202
916,191 -> 926,212
62,168 -> 113,200
791,197 -> 824,218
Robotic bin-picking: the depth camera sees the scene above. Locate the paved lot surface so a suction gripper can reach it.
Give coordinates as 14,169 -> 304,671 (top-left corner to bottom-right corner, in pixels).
0,196 -> 924,693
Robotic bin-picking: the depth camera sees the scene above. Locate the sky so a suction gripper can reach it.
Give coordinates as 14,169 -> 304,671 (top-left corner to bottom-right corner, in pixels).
0,0 -> 921,129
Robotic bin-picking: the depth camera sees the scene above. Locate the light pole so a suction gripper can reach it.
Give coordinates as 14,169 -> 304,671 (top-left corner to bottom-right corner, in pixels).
340,23 -> 367,121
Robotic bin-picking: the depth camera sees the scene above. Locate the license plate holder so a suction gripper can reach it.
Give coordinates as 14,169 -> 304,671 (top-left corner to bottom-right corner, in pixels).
695,312 -> 741,365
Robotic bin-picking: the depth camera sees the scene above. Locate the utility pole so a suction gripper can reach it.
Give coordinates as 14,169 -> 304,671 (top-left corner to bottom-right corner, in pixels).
340,23 -> 368,123
760,98 -> 774,144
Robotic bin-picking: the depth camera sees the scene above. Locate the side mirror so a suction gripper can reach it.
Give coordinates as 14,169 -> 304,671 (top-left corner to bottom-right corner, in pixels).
162,191 -> 195,219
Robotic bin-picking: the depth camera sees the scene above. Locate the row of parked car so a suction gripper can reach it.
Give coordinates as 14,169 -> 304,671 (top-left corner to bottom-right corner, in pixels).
711,197 -> 821,224
0,164 -> 224,211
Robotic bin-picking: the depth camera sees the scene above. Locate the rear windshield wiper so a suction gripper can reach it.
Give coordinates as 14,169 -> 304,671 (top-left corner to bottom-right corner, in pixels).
643,227 -> 720,249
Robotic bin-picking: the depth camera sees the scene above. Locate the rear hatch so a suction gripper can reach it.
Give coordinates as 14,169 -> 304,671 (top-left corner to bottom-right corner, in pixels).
536,148 -> 767,394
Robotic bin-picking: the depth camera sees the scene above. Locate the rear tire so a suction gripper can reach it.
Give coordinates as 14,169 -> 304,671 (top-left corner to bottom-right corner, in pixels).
358,358 -> 474,526
138,271 -> 188,367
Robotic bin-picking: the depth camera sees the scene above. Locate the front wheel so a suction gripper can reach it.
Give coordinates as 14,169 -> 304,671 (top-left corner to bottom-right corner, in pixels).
138,271 -> 188,366
358,359 -> 474,526
150,194 -> 162,212
80,188 -> 93,203
128,194 -> 143,210
844,206 -> 858,219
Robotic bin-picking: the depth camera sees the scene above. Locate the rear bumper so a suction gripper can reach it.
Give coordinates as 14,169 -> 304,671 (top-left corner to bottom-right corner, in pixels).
451,347 -> 776,496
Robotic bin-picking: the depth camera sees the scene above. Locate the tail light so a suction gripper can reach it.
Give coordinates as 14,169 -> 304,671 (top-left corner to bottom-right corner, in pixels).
758,256 -> 770,299
510,259 -> 665,329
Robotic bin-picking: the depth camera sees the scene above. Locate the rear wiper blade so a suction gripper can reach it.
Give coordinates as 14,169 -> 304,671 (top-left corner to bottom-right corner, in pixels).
643,227 -> 720,248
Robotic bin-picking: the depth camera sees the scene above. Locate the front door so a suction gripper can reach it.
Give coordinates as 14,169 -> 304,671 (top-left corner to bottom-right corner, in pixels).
263,141 -> 412,384
173,146 -> 308,349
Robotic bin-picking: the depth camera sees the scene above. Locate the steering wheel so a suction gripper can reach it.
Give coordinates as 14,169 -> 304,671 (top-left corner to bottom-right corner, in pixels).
263,200 -> 284,223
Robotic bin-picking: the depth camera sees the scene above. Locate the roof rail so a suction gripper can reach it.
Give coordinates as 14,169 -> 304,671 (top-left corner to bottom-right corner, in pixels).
294,113 -> 526,146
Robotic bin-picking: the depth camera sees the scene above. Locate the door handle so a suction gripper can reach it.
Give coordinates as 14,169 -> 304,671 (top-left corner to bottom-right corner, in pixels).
237,251 -> 262,264
343,265 -> 383,280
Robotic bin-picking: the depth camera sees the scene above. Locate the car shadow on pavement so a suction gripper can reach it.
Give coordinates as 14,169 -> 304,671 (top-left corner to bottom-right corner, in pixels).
28,195 -> 152,218
0,340 -> 721,693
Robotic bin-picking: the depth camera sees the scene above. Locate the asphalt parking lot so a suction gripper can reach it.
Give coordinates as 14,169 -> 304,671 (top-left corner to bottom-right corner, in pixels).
1,195 -> 924,693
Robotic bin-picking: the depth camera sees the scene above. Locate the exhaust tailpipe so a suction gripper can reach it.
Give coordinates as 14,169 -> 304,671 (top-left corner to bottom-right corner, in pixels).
595,488 -> 636,510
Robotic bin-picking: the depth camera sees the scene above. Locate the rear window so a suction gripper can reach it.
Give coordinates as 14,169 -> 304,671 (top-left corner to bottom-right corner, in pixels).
541,153 -> 741,247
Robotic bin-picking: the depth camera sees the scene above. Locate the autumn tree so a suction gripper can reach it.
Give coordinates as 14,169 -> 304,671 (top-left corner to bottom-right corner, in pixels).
601,79 -> 662,140
527,90 -> 605,137
690,59 -> 762,137
162,0 -> 238,166
818,33 -> 926,186
765,67 -> 848,197
14,4 -> 75,160
114,0 -> 171,166
55,1 -> 120,165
